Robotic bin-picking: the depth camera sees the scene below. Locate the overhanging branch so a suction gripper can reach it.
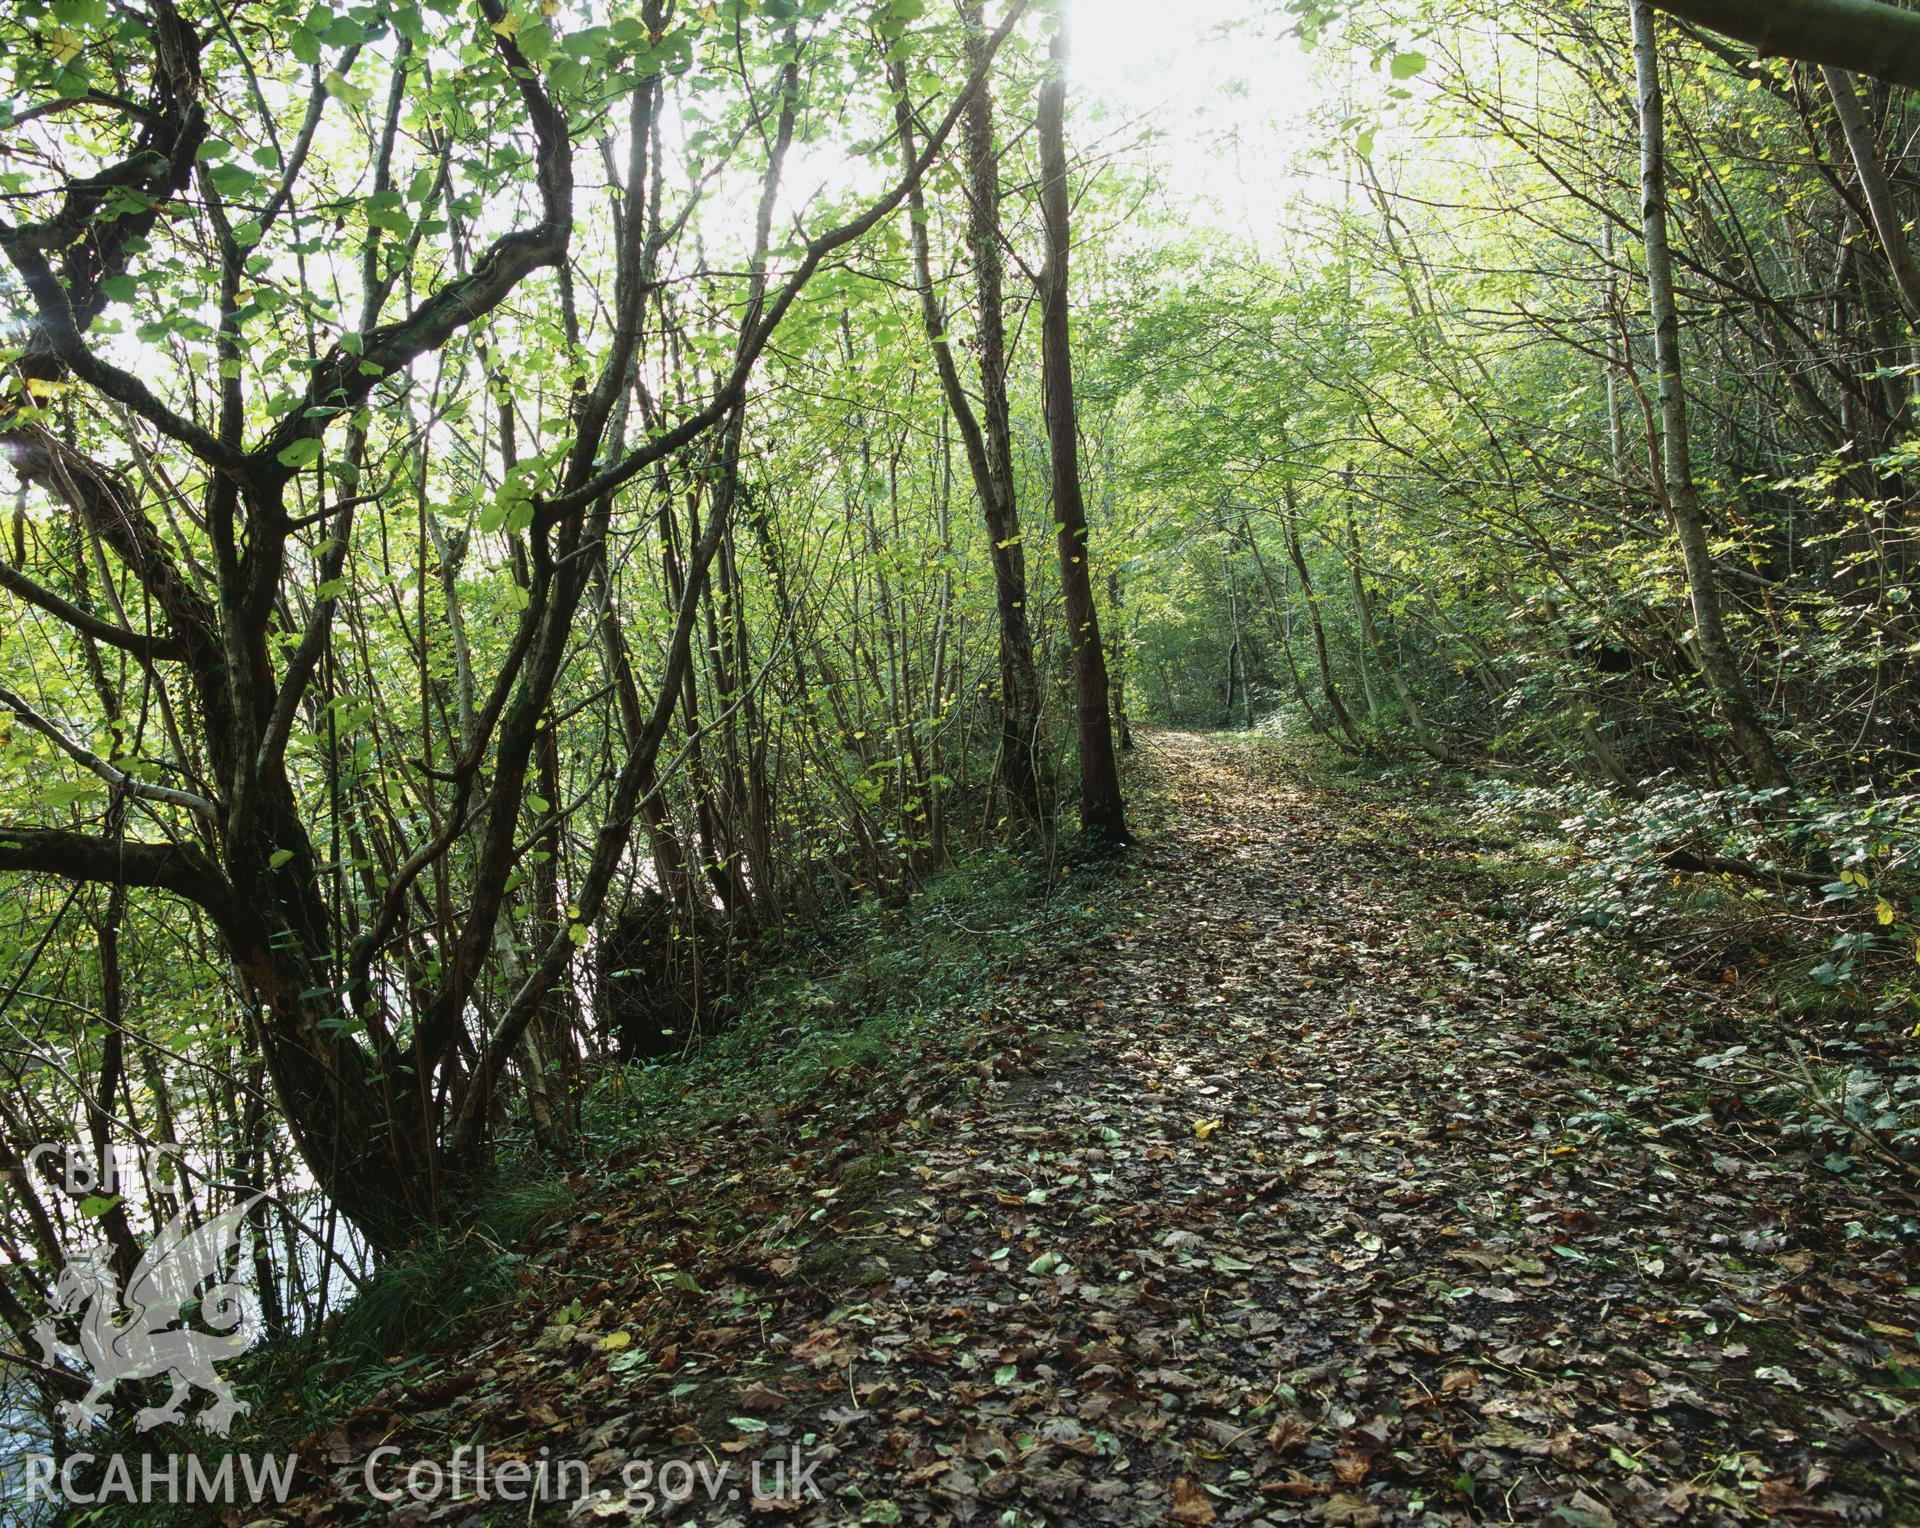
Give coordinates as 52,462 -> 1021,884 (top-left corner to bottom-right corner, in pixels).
1651,0 -> 1920,89
0,557 -> 187,661
0,826 -> 233,921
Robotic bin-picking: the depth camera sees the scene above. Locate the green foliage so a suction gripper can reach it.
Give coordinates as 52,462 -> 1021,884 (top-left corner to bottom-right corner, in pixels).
6,0 -> 1920,1501
582,845 -> 1117,1143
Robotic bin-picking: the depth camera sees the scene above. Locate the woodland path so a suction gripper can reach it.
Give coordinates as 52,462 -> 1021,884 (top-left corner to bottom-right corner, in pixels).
301,733 -> 1915,1527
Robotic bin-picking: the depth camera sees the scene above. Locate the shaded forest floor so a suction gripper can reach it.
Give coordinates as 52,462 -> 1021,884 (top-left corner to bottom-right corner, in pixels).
278,732 -> 1918,1528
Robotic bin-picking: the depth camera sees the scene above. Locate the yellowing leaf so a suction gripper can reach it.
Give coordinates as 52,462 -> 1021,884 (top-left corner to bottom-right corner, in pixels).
322,69 -> 371,107
1877,899 -> 1896,926
599,1331 -> 631,1351
1193,1117 -> 1222,1140
490,10 -> 522,35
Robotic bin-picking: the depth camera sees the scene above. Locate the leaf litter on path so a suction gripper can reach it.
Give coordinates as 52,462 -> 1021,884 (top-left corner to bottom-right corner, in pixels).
280,733 -> 1919,1526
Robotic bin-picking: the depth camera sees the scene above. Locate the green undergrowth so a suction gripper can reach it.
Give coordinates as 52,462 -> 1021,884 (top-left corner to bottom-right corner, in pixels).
1230,718 -> 1920,1221
580,840 -> 1128,1149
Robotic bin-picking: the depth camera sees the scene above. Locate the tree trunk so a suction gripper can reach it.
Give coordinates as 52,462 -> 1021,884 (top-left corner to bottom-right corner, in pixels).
1276,489 -> 1367,751
1107,570 -> 1134,751
1037,16 -> 1129,848
1822,67 -> 1920,323
1631,0 -> 1795,791
959,2 -> 1046,816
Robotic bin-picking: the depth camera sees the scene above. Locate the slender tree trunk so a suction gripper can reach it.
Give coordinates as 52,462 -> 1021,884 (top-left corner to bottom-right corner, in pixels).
1600,218 -> 1631,500
1245,518 -> 1347,747
1822,66 -> 1920,445
523,722 -> 575,1152
1338,471 -> 1383,731
1347,513 -> 1468,766
1631,0 -> 1794,791
1037,16 -> 1128,847
1107,569 -> 1133,751
1275,490 -> 1367,750
1222,546 -> 1250,728
87,872 -> 143,1289
959,3 -> 1045,816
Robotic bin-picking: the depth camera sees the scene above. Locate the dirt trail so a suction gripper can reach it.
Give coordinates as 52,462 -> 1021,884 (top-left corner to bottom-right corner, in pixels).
738,733 -> 1912,1526
303,733 -> 1916,1526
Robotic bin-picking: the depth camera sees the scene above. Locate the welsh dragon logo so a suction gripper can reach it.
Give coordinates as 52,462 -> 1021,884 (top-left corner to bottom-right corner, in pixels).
32,1195 -> 264,1436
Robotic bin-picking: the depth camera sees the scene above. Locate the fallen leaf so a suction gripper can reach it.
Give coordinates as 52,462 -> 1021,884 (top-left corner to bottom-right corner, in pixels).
1169,1475 -> 1218,1526
735,1383 -> 788,1412
1266,1413 -> 1312,1455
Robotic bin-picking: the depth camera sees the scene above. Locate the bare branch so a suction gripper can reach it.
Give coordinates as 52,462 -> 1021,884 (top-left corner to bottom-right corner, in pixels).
0,686 -> 218,822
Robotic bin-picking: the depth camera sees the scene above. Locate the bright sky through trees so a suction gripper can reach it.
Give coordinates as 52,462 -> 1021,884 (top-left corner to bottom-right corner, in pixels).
1068,0 -> 1316,244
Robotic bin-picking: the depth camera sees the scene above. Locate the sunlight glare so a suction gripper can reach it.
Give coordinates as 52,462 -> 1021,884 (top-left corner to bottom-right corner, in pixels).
1067,0 -> 1317,247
